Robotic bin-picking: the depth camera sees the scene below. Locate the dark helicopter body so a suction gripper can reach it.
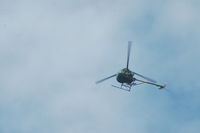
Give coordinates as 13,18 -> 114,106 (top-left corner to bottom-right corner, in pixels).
96,41 -> 166,91
116,68 -> 134,84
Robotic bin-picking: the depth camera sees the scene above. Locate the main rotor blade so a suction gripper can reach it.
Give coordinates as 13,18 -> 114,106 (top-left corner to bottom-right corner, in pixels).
134,72 -> 157,83
96,74 -> 117,84
126,41 -> 132,69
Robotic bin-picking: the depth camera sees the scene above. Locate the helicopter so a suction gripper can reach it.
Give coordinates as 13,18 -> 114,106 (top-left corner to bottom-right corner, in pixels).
96,41 -> 166,92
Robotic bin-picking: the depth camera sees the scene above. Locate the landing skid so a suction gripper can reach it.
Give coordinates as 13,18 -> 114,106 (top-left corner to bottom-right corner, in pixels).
111,82 -> 144,92
111,85 -> 131,92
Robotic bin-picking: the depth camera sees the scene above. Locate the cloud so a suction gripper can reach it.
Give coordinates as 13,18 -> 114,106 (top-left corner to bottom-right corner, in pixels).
0,0 -> 200,133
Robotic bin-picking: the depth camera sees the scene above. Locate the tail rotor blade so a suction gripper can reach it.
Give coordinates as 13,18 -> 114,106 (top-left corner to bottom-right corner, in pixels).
126,41 -> 132,69
96,74 -> 117,84
134,72 -> 157,83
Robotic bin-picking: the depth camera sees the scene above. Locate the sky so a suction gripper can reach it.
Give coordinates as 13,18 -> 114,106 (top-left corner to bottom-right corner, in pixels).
0,0 -> 200,133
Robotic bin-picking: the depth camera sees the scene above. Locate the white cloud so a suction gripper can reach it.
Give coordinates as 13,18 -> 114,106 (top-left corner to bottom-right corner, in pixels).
0,0 -> 200,133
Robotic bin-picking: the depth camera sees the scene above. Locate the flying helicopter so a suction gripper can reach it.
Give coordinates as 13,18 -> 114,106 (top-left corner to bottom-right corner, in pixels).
96,41 -> 166,92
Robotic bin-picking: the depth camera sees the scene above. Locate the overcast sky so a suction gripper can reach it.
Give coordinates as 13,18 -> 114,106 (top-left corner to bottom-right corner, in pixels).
0,0 -> 200,133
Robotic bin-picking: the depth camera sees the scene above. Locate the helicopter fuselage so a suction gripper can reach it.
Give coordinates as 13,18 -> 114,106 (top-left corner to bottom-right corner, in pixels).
116,68 -> 134,84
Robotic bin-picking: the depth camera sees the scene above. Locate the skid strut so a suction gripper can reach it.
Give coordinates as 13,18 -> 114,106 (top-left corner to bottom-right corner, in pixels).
111,83 -> 131,91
